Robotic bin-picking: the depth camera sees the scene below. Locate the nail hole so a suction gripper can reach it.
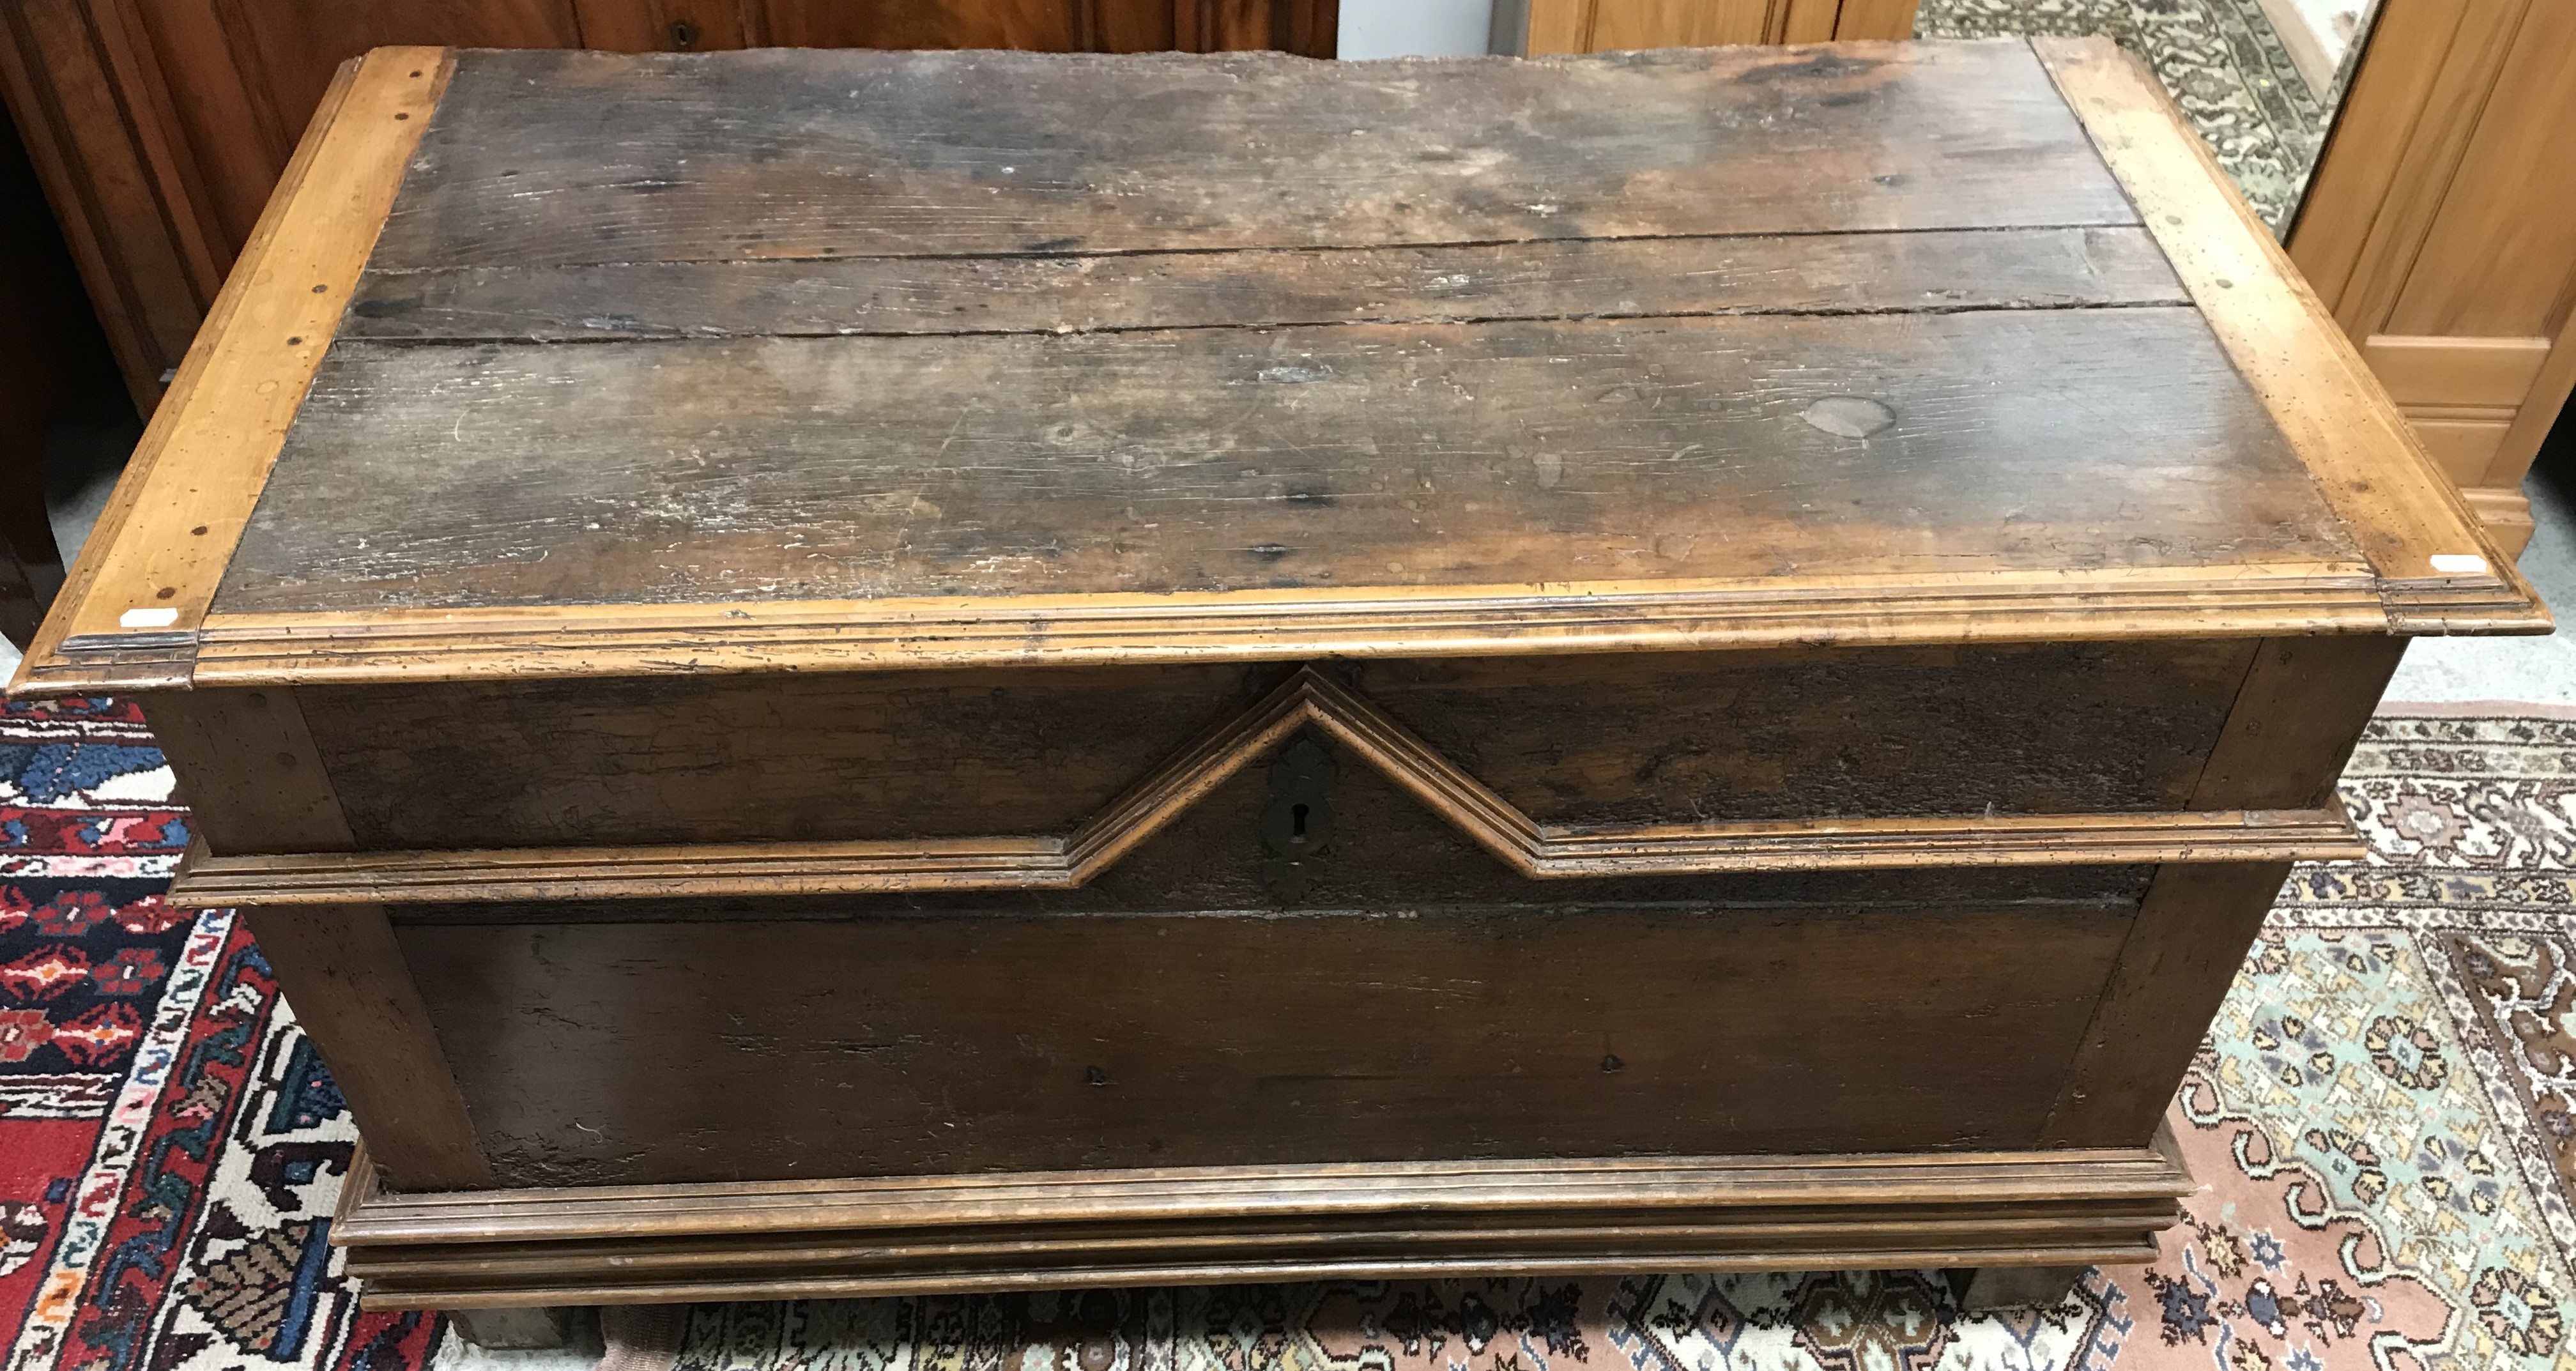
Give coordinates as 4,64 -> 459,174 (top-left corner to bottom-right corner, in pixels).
311,283 -> 327,293
275,751 -> 298,769
154,586 -> 175,600
1084,1066 -> 1108,1087
287,336 -> 303,346
394,111 -> 410,120
409,68 -> 423,77
190,525 -> 208,535
1600,1053 -> 1625,1073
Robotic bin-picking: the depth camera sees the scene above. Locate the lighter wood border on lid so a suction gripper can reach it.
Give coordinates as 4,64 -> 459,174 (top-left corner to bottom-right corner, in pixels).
11,40 -> 2545,700
8,47 -> 452,695
2034,35 -> 2546,634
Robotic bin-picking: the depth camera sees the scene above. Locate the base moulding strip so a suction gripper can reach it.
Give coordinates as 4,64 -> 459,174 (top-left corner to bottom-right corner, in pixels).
334,1142 -> 2193,1309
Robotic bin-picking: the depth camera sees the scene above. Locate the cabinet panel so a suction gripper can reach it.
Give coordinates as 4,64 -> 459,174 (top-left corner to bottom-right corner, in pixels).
2379,0 -> 2576,341
1526,0 -> 1918,51
127,0 -> 289,256
1592,0 -> 1772,46
221,0 -> 580,155
1089,0 -> 1176,49
759,0 -> 1077,50
2289,0 -> 2576,561
0,0 -> 217,400
571,0 -> 754,50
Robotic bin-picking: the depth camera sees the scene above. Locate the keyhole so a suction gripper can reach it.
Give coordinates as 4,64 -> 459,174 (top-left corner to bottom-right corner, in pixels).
1290,802 -> 1310,843
669,18 -> 699,47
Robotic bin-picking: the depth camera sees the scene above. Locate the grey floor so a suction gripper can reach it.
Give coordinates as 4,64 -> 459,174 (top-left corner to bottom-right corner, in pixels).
1,399 -> 126,685
2386,474 -> 2576,706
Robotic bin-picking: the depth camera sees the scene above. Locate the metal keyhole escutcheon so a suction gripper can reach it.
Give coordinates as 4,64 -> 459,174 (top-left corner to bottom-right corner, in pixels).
1260,736 -> 1336,905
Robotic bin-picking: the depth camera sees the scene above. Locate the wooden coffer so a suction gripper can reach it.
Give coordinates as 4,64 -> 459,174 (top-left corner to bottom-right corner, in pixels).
10,38 -> 2547,1308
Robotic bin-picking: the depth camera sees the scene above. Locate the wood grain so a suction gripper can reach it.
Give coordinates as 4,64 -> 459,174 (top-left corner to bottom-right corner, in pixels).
2280,0 -> 2576,557
1358,641 -> 2254,823
172,812 -> 2355,905
22,45 -> 2442,1299
2286,0 -> 2535,329
329,1147 -> 2182,1308
141,686 -> 494,1191
172,659 -> 2356,904
571,0 -> 754,51
1521,0 -> 1919,49
215,309 -> 2351,615
2407,414 -> 2515,486
2038,862 -> 2292,1148
2035,36 -> 2547,632
2492,306 -> 2576,499
1587,0 -> 1775,46
248,902 -> 498,1191
298,663 -> 1254,848
159,563 -> 2393,693
2040,632 -> 2404,1147
0,0 -> 218,410
2361,333 -> 2553,408
22,40 -> 2543,703
2368,0 -> 2576,342
8,48 -> 450,696
141,686 -> 355,854
341,226 -> 2187,342
268,641 -> 2249,853
397,901 -> 2134,1184
2184,635 -> 2405,812
364,43 -> 2137,271
1830,0 -> 1919,39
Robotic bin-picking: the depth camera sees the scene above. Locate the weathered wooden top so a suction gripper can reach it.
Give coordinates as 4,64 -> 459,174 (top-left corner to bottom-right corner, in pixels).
13,38 -> 2544,694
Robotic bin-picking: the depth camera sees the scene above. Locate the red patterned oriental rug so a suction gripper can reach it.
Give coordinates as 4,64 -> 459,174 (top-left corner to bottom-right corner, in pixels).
3,698 -> 2572,1371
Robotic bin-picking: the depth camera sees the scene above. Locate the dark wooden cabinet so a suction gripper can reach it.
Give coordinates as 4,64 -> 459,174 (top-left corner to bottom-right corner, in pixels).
11,39 -> 2545,1311
0,0 -> 1336,413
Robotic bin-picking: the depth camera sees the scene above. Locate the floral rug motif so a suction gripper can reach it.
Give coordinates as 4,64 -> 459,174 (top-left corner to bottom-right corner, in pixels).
4,704 -> 2573,1371
1914,0 -> 2334,233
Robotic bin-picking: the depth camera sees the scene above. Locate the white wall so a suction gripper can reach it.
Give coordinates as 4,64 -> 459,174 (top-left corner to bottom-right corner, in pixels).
1338,0 -> 1499,58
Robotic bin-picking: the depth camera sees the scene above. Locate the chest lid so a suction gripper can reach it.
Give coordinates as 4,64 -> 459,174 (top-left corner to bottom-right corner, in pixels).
13,37 -> 2543,696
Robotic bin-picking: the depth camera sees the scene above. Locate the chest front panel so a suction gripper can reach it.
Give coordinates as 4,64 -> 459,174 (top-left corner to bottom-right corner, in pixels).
256,639 -> 2261,856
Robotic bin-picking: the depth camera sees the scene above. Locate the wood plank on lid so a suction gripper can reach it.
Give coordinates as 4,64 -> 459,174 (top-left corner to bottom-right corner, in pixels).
365,40 -> 2141,271
342,226 -> 2188,341
213,307 -> 2356,615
